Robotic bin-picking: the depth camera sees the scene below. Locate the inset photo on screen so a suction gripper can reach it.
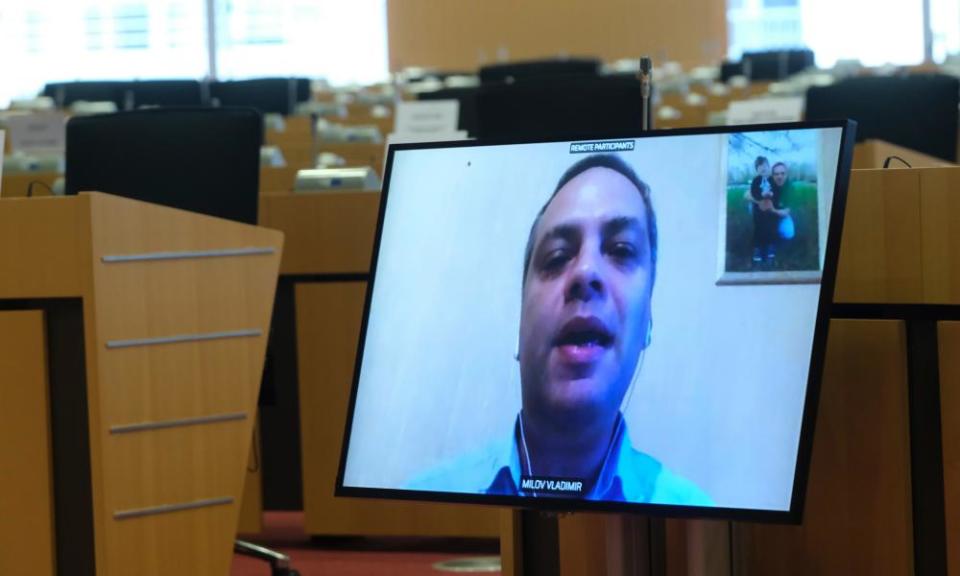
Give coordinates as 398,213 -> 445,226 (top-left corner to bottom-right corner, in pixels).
719,129 -> 838,285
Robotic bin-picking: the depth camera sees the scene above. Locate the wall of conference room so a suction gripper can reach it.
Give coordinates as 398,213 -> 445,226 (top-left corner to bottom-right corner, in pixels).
387,0 -> 728,71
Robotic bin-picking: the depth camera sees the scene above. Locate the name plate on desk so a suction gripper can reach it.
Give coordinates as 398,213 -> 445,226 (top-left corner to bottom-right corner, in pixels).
394,100 -> 459,135
294,167 -> 381,192
727,97 -> 804,126
5,112 -> 66,155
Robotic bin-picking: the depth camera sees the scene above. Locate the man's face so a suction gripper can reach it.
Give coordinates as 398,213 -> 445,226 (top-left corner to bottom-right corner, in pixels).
519,167 -> 653,425
772,165 -> 787,187
757,162 -> 771,178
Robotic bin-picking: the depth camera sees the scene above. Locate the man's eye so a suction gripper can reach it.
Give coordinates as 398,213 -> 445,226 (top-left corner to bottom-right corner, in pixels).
541,250 -> 572,272
608,242 -> 638,261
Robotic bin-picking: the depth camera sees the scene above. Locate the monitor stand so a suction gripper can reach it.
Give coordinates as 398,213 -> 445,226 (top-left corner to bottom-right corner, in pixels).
503,510 -> 670,576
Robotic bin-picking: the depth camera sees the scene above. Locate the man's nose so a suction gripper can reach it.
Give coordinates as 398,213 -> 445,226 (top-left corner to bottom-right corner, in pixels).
565,252 -> 605,302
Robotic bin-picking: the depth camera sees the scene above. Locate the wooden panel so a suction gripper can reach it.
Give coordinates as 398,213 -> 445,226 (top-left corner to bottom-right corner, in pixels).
853,140 -> 955,170
260,166 -> 300,194
342,104 -> 395,137
237,425 -> 263,535
500,510 -> 523,576
667,520 -> 730,576
0,310 -> 56,576
499,513 -> 717,576
106,422 -> 248,511
82,193 -> 283,576
558,514 -> 659,576
265,115 -> 313,147
558,514 -> 616,576
91,279 -> 269,424
296,282 -> 500,537
0,171 -> 59,198
734,320 -> 914,575
275,141 -> 316,169
834,170 -> 925,303
0,195 -> 89,299
939,322 -> 960,576
920,169 -> 960,304
498,515 -> 728,576
107,505 -> 237,573
258,192 -> 380,275
387,0 -> 726,71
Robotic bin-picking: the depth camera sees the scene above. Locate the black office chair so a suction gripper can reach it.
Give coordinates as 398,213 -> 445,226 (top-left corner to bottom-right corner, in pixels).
418,86 -> 480,136
720,49 -> 815,82
476,74 -> 644,140
478,57 -> 602,85
210,78 -> 310,115
805,74 -> 960,162
43,81 -> 129,109
126,80 -> 206,108
65,107 -> 299,576
65,107 -> 260,222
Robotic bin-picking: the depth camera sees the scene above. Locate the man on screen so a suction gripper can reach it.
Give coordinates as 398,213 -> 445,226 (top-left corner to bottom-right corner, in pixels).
410,154 -> 711,505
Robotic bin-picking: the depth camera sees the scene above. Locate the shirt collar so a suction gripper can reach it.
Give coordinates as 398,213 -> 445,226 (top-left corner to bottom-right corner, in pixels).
486,412 -> 660,502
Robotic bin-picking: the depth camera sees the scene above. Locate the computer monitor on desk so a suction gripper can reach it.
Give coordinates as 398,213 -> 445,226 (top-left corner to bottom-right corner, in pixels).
805,74 -> 959,162
337,121 -> 856,522
64,107 -> 262,225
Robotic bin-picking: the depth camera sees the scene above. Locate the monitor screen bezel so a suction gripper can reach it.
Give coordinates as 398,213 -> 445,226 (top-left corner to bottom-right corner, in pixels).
334,119 -> 858,524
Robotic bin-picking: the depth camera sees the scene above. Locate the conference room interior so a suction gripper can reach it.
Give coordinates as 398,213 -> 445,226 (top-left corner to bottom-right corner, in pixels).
2,1 -> 960,575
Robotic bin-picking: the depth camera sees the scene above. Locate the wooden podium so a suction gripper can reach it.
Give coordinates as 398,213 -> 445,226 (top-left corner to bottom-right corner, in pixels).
0,192 -> 283,576
501,167 -> 960,576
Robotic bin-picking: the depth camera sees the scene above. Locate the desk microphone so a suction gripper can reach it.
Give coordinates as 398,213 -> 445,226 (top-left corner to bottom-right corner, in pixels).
639,57 -> 653,131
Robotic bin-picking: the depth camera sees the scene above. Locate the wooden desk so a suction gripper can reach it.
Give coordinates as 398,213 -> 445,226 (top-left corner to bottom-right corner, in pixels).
264,116 -> 313,148
342,103 -> 395,137
0,311 -> 56,576
853,139 -> 955,169
1,170 -> 59,197
273,141 -> 316,170
0,192 -> 283,576
260,166 -> 301,194
315,142 -> 386,178
254,191 -> 499,537
656,105 -> 709,129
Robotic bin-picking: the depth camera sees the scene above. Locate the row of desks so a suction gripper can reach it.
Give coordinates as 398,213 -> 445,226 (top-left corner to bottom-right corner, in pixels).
2,140 -> 957,550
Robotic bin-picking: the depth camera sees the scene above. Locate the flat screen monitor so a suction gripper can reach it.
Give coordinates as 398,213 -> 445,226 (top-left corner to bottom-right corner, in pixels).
337,121 -> 856,522
804,74 -> 959,162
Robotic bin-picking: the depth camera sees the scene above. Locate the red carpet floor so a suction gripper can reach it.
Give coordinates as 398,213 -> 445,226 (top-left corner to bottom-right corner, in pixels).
231,512 -> 501,576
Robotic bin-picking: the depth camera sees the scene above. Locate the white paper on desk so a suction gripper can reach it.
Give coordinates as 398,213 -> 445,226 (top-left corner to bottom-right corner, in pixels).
5,112 -> 66,154
394,100 -> 460,135
726,97 -> 804,126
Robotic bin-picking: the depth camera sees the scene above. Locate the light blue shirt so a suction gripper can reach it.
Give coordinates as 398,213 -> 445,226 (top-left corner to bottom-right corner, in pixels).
408,413 -> 713,506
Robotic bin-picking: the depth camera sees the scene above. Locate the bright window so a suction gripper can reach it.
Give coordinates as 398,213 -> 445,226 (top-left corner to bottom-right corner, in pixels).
931,0 -> 960,62
213,0 -> 388,86
728,0 -> 928,68
0,0 -> 207,105
0,0 -> 389,107
799,0 -> 925,67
